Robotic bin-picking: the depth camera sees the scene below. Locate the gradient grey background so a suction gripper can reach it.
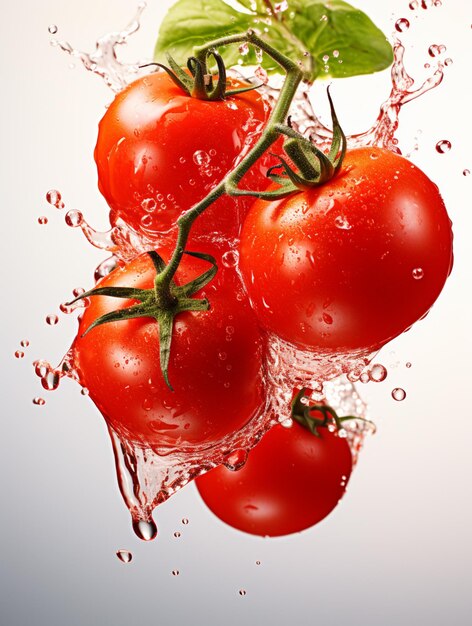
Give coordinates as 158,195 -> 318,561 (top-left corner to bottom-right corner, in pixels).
1,1 -> 471,624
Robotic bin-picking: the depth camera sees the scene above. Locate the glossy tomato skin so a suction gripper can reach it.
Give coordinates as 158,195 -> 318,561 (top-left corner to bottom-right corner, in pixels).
239,146 -> 453,353
95,71 -> 278,245
196,420 -> 352,536
72,250 -> 266,450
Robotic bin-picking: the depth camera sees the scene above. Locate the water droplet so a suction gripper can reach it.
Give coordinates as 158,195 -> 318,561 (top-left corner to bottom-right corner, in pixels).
38,216 -> 48,225
133,518 -> 157,541
140,214 -> 153,228
15,350 -> 24,359
141,198 -> 156,212
223,449 -> 248,471
338,428 -> 347,438
369,364 -> 388,382
392,387 -> 406,401
332,50 -> 340,58
46,314 -> 59,326
239,589 -> 247,596
173,531 -> 181,538
172,570 -> 180,576
239,43 -> 249,56
395,18 -> 410,32
65,210 -> 83,227
116,550 -> 132,563
406,362 -> 412,368
48,24 -> 58,34
193,150 -> 211,166
359,372 -> 370,384
335,215 -> 351,230
463,169 -> 470,177
20,340 -> 29,348
222,249 -> 239,268
421,0 -> 432,8
81,387 -> 89,396
256,560 -> 261,566
409,0 -> 418,9
33,397 -> 46,406
179,156 -> 186,164
436,140 -> 451,154
46,189 -> 62,208
412,267 -> 424,279
444,58 -> 453,67
181,518 -> 189,525
428,44 -> 442,57
274,1 -> 288,12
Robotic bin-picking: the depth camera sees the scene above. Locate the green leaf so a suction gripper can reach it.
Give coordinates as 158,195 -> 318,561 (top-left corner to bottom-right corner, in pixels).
154,0 -> 393,82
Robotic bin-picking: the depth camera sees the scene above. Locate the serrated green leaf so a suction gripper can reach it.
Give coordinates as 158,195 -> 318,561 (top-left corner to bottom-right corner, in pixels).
154,0 -> 393,82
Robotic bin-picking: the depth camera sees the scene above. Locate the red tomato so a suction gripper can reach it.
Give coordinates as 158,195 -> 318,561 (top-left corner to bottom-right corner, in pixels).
195,419 -> 352,536
72,250 -> 266,450
239,146 -> 453,353
95,71 -> 279,245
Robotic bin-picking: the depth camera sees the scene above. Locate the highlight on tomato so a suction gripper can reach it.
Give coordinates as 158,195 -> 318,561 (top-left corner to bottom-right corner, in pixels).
239,146 -> 453,355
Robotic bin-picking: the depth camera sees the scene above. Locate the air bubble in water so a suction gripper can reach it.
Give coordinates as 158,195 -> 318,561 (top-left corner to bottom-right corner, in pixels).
132,518 -> 157,541
222,250 -> 239,268
395,18 -> 410,32
444,58 -> 453,67
15,350 -> 25,359
46,314 -> 59,326
33,397 -> 46,406
428,44 -> 442,57
392,387 -> 406,401
65,210 -> 83,227
38,216 -> 48,225
436,140 -> 451,154
193,150 -> 211,166
116,550 -> 132,563
48,24 -> 58,34
369,364 -> 388,382
412,267 -> 424,279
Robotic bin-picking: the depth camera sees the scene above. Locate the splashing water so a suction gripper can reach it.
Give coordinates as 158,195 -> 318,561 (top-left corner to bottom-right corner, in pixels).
38,4 -> 446,539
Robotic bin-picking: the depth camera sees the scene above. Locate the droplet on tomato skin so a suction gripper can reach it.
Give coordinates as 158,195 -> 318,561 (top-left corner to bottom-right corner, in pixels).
435,140 -> 451,154
412,267 -> 424,280
395,18 -> 410,32
65,210 -> 83,227
193,150 -> 211,167
140,214 -> 153,228
141,198 -> 156,213
15,350 -> 25,359
33,397 -> 46,406
392,387 -> 407,401
369,364 -> 388,382
38,216 -> 48,225
46,314 -> 59,326
132,518 -> 157,541
222,249 -> 239,268
223,448 -> 248,471
116,550 -> 132,563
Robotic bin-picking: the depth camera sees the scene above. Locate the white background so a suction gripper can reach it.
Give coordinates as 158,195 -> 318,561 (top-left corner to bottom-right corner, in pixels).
1,1 -> 471,625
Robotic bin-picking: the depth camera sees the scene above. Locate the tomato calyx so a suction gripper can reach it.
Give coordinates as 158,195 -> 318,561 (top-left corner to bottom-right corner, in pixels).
66,250 -> 217,390
141,50 -> 261,101
291,388 -> 373,437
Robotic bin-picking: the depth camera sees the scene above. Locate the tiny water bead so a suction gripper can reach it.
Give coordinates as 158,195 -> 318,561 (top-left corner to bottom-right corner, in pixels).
38,216 -> 48,225
395,18 -> 410,33
46,314 -> 59,326
132,518 -> 157,541
274,1 -> 289,13
239,590 -> 247,597
369,364 -> 388,382
46,189 -> 64,208
80,387 -> 89,396
181,518 -> 189,525
33,397 -> 46,406
20,340 -> 30,348
436,140 -> 451,154
172,570 -> 180,576
412,267 -> 424,280
392,387 -> 407,401
65,210 -> 83,227
193,150 -> 211,167
444,58 -> 453,67
406,362 -> 412,368
116,550 -> 132,563
48,24 -> 58,34
409,0 -> 418,9
173,531 -> 181,538
14,350 -> 25,359
463,169 -> 470,177
255,560 -> 261,566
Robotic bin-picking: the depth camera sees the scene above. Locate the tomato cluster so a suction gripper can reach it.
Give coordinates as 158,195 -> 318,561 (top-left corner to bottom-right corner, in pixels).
72,68 -> 453,537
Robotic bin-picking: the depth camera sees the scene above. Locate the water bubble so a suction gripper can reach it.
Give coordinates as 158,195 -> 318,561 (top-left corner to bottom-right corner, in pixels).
65,210 -> 83,227
223,449 -> 248,471
48,24 -> 58,34
335,215 -> 351,230
179,156 -> 186,164
140,214 -> 153,228
33,397 -> 46,406
435,140 -> 451,154
181,518 -> 189,525
173,531 -> 181,538
20,340 -> 30,348
322,54 -> 329,63
369,364 -> 388,382
193,150 -> 211,167
463,169 -> 470,177
222,249 -> 239,268
38,216 -> 48,225
392,387 -> 406,401
116,550 -> 132,563
133,518 -> 157,541
239,589 -> 247,596
412,267 -> 424,280
46,314 -> 59,326
141,198 -> 156,213
395,18 -> 410,32
359,372 -> 370,384
15,350 -> 25,359
172,570 -> 180,576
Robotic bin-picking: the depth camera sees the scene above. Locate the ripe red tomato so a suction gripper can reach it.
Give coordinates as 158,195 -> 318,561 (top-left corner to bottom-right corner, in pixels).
72,249 -> 266,450
195,418 -> 352,536
239,146 -> 453,353
95,71 -> 278,245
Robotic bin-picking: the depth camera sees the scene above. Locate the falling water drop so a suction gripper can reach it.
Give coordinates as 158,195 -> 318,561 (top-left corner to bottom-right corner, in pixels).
48,24 -> 58,34
33,397 -> 46,406
395,18 -> 410,32
392,387 -> 407,401
435,140 -> 451,154
132,518 -> 158,541
116,550 -> 132,563
369,364 -> 388,382
46,314 -> 59,326
38,216 -> 48,225
15,350 -> 25,359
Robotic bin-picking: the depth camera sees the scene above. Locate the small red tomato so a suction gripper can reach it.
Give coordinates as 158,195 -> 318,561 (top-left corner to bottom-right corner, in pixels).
95,71 -> 279,245
72,250 -> 266,451
195,419 -> 352,537
239,146 -> 453,353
